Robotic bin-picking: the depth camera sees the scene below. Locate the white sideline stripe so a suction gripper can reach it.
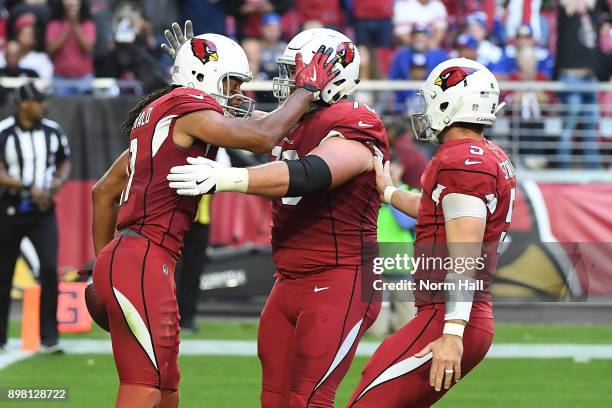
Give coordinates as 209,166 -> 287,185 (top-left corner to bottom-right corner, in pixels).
0,347 -> 33,369
4,339 -> 612,364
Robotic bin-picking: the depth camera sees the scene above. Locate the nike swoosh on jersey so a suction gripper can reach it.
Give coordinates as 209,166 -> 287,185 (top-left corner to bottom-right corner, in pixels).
358,121 -> 374,128
464,159 -> 483,165
189,94 -> 205,100
313,286 -> 329,292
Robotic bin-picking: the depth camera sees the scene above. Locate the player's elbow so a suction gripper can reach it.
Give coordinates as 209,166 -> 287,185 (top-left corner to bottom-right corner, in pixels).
250,133 -> 277,155
92,180 -> 115,206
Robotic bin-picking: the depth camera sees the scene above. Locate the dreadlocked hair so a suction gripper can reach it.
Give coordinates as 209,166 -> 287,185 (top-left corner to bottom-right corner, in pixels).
121,85 -> 178,138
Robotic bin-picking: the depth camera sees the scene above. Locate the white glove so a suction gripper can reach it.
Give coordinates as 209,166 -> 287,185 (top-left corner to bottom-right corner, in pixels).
167,156 -> 217,196
161,20 -> 194,60
167,157 -> 249,196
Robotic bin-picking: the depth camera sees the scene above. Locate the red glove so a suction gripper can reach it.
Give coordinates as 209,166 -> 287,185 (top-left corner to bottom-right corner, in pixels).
294,45 -> 340,101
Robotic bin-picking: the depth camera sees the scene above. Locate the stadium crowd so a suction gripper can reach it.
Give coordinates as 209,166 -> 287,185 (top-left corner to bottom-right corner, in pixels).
0,0 -> 610,169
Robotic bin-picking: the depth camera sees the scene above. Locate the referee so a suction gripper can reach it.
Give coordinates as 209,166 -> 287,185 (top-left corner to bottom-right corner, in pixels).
0,83 -> 71,353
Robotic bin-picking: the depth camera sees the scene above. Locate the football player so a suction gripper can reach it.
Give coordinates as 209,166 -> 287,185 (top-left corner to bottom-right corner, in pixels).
90,29 -> 339,408
346,58 -> 515,407
167,29 -> 390,407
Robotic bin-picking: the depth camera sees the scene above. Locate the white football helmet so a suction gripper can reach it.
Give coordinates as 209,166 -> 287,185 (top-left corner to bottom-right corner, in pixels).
172,33 -> 255,117
273,28 -> 360,104
411,58 -> 505,144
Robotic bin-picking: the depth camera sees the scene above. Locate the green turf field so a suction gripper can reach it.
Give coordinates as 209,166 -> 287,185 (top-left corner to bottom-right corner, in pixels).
9,320 -> 612,343
2,322 -> 611,407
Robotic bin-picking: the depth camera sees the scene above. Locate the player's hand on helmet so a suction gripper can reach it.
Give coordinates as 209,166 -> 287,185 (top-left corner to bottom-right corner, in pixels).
294,45 -> 340,101
373,157 -> 394,202
161,20 -> 194,60
415,334 -> 463,392
167,156 -> 217,196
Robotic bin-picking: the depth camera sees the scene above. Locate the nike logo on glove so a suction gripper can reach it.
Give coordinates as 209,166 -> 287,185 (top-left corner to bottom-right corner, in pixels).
313,286 -> 329,293
195,176 -> 211,185
189,94 -> 205,100
309,70 -> 317,82
464,159 -> 483,165
358,121 -> 374,128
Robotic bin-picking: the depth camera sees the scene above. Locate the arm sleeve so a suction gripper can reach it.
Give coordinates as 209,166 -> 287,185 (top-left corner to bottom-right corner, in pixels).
441,193 -> 487,221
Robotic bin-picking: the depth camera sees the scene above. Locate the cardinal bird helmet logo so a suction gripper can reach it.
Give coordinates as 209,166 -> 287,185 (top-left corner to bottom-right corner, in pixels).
434,66 -> 478,91
335,42 -> 355,68
191,38 -> 219,65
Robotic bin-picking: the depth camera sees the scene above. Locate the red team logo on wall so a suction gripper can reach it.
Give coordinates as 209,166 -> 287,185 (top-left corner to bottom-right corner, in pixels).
434,66 -> 478,91
191,38 -> 219,65
335,42 -> 355,68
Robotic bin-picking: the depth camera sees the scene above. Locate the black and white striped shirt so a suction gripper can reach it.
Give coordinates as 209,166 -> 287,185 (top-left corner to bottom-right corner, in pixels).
0,116 -> 71,197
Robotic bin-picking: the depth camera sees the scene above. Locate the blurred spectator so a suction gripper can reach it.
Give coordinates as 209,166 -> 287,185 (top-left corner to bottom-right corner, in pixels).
385,117 -> 428,188
231,0 -> 292,42
259,13 -> 286,79
601,12 -> 612,74
389,26 -> 448,113
14,13 -> 53,80
90,0 -> 114,76
465,12 -> 509,75
95,3 -> 167,92
6,0 -> 51,53
351,0 -> 393,81
0,40 -> 38,77
505,24 -> 554,78
393,0 -> 448,47
505,0 -> 544,43
506,46 -> 553,169
294,0 -> 342,29
442,0 -> 495,34
178,0 -> 225,36
0,6 -> 6,54
232,0 -> 291,93
455,33 -> 479,60
351,0 -> 393,48
555,0 -> 608,169
256,12 -> 287,109
46,0 -> 96,95
143,0 -> 178,36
